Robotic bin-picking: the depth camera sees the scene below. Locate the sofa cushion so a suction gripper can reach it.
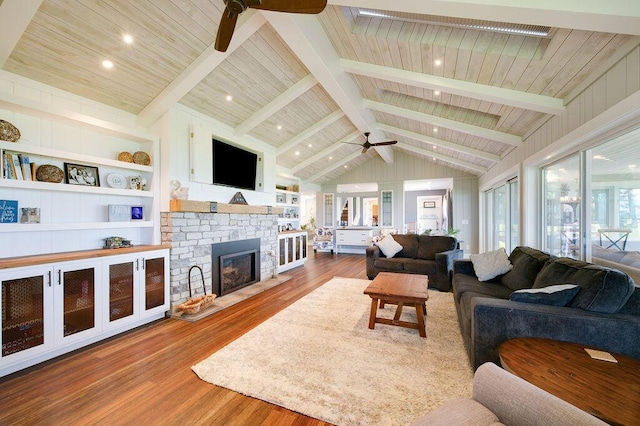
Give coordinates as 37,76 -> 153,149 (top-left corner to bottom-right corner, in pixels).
453,276 -> 513,304
417,235 -> 457,260
402,258 -> 436,275
392,234 -> 419,258
533,257 -> 636,313
500,246 -> 552,291
373,257 -> 406,272
375,234 -> 403,258
510,284 -> 580,306
470,249 -> 513,282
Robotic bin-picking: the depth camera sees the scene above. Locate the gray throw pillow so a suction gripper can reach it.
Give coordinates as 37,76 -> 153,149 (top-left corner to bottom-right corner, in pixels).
510,284 -> 579,306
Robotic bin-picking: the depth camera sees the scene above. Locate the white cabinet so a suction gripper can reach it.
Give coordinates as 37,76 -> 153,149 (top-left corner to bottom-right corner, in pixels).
276,188 -> 300,231
278,231 -> 307,272
335,228 -> 378,254
0,246 -> 168,377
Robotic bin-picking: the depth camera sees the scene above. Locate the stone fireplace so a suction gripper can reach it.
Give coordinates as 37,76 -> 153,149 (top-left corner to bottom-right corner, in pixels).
161,202 -> 280,311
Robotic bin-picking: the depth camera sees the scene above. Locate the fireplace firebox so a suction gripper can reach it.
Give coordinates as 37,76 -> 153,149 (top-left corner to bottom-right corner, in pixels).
212,239 -> 260,296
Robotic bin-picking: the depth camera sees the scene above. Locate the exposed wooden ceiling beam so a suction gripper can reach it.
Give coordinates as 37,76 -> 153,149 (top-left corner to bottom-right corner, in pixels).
264,12 -> 394,164
397,142 -> 487,174
364,99 -> 522,146
341,59 -> 565,115
0,0 -> 43,68
137,11 -> 266,128
327,0 -> 640,36
290,130 -> 360,173
235,73 -> 317,137
378,123 -> 500,162
277,110 -> 345,155
305,149 -> 363,182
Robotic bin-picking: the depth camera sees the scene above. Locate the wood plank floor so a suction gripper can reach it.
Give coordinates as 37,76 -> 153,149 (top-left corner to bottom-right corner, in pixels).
0,252 -> 367,426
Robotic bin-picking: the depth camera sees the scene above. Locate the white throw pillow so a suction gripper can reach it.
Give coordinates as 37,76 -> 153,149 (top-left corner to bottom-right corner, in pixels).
375,235 -> 403,258
470,248 -> 513,281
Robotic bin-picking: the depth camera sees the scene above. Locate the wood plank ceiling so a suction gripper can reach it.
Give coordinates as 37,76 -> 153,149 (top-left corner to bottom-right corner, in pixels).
2,0 -> 639,184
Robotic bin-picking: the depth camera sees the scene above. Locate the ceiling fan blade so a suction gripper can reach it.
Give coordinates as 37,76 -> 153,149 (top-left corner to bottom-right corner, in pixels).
362,146 -> 369,154
249,0 -> 327,14
215,8 -> 239,52
341,141 -> 363,146
371,141 -> 398,147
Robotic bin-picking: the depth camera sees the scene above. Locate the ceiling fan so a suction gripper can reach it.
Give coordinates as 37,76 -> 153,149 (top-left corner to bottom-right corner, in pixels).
344,132 -> 398,154
215,0 -> 328,52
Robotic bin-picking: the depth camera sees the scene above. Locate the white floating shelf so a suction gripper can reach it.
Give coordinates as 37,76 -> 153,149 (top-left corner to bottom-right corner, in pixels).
0,221 -> 154,232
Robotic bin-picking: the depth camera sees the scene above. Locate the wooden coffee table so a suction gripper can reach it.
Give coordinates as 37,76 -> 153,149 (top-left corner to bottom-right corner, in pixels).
499,337 -> 640,426
364,272 -> 429,337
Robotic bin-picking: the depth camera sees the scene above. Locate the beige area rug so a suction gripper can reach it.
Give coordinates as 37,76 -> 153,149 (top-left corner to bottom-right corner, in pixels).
192,277 -> 473,426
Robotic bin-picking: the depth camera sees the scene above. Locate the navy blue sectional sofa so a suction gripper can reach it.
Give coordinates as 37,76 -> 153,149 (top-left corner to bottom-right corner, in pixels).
452,246 -> 640,370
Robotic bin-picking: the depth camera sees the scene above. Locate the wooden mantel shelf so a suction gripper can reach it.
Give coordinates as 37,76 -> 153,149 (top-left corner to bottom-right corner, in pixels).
169,199 -> 283,215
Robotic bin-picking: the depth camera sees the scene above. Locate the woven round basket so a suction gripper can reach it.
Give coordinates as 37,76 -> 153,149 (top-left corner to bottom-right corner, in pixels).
178,296 -> 204,315
132,151 -> 150,165
35,164 -> 64,183
0,120 -> 20,142
117,152 -> 133,162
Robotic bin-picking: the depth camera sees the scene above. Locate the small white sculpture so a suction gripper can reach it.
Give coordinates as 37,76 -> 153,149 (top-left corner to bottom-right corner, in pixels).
171,180 -> 189,200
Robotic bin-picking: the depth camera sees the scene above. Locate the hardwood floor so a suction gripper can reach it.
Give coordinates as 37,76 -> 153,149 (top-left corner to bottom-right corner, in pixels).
0,252 -> 367,426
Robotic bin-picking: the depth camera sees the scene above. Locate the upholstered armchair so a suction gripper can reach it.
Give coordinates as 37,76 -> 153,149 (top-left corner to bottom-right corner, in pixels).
313,227 -> 334,254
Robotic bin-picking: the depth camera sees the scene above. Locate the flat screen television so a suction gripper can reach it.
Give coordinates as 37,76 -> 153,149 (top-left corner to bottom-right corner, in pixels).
212,138 -> 258,191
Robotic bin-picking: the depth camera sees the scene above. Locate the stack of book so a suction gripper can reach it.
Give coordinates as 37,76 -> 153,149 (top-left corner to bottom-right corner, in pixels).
2,152 -> 35,181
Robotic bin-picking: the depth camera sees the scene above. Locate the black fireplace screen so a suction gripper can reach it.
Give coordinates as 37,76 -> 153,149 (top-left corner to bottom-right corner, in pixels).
211,238 -> 261,296
219,249 -> 257,295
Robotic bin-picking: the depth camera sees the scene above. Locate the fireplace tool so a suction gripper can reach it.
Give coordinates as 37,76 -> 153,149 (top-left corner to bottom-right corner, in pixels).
177,265 -> 216,314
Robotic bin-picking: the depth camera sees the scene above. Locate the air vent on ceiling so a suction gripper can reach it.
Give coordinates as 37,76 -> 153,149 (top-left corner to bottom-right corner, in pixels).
358,9 -> 550,37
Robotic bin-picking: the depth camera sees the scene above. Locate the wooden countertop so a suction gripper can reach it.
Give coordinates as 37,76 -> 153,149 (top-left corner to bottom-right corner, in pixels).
0,244 -> 171,269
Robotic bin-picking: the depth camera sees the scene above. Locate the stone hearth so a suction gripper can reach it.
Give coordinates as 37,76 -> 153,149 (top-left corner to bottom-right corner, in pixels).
161,211 -> 278,311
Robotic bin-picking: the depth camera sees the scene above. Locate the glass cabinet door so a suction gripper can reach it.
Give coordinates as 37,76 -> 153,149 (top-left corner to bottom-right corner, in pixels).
1,271 -> 49,357
108,262 -> 135,322
144,257 -> 165,311
61,267 -> 96,337
279,238 -> 286,267
381,190 -> 393,227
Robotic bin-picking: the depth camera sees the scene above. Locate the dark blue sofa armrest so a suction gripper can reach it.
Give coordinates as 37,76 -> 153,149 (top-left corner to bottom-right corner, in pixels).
434,249 -> 464,291
470,297 -> 640,370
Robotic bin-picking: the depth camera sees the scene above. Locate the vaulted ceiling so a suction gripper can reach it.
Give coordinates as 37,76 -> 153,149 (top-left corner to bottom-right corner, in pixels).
1,1 -> 639,184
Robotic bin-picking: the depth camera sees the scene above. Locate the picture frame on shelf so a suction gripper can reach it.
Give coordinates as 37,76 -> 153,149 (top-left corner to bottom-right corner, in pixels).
64,162 -> 100,187
131,206 -> 144,221
276,193 -> 285,204
19,207 -> 40,223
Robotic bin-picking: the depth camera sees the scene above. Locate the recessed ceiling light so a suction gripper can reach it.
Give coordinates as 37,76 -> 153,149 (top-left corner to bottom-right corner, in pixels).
434,59 -> 442,66
434,90 -> 440,96
629,164 -> 637,169
433,128 -> 438,132
225,95 -> 233,101
308,143 -> 312,148
329,156 -> 333,160
277,125 -> 282,130
122,34 -> 134,44
344,165 -> 348,168
102,59 -> 114,69
433,145 -> 437,149
295,151 -> 300,156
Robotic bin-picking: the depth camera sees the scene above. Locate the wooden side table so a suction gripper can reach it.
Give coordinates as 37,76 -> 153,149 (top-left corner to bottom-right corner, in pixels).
499,337 -> 640,426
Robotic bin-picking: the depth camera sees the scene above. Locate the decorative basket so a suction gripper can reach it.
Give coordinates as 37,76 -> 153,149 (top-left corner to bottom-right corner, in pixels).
178,297 -> 204,315
0,120 -> 20,142
202,294 -> 217,309
132,151 -> 150,165
117,152 -> 133,162
35,164 -> 64,183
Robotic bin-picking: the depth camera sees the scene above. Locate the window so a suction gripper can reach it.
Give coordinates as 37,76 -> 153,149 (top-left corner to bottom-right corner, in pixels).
542,154 -> 581,258
483,178 -> 518,253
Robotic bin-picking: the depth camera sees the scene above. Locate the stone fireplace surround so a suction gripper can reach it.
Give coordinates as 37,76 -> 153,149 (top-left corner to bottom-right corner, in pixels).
161,210 -> 279,311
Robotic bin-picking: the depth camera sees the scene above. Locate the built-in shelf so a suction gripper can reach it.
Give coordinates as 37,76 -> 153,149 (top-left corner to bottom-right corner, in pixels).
0,221 -> 153,233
